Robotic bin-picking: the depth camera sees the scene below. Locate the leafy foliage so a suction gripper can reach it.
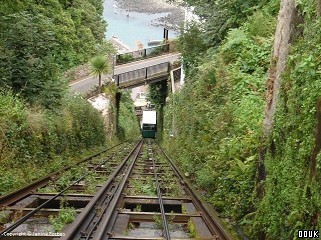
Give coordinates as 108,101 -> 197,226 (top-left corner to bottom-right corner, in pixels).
0,92 -> 106,195
164,0 -> 321,239
118,91 -> 140,140
178,22 -> 210,78
0,0 -> 106,107
49,206 -> 76,232
253,11 -> 321,239
148,81 -> 167,108
162,3 -> 276,238
0,13 -> 66,107
164,13 -> 273,217
147,81 -> 168,140
179,0 -> 279,81
90,56 -> 110,76
116,54 -> 135,64
183,0 -> 278,47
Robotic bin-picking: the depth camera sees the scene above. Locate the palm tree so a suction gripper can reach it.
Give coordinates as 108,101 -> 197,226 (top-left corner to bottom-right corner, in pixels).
90,56 -> 109,93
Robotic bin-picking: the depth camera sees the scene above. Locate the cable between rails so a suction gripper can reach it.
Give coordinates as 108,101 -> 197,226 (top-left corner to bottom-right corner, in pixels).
149,139 -> 171,240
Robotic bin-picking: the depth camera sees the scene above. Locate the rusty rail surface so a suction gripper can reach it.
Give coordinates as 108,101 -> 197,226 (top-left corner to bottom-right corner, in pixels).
95,140 -> 143,240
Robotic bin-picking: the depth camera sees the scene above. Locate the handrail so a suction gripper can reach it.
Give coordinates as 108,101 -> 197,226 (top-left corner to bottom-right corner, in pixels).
116,44 -> 170,65
113,62 -> 170,86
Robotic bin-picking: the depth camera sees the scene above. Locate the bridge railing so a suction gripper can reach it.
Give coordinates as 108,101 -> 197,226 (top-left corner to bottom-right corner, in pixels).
114,62 -> 170,87
115,44 -> 170,65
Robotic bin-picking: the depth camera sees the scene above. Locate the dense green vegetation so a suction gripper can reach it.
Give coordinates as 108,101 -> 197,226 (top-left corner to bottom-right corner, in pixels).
0,0 -> 109,195
0,87 -> 139,197
148,80 -> 167,140
0,1 -> 139,196
0,86 -> 139,196
118,91 -> 141,140
103,83 -> 140,141
0,92 -> 106,195
161,0 -> 321,239
254,1 -> 321,238
182,0 -> 279,47
0,0 -> 107,107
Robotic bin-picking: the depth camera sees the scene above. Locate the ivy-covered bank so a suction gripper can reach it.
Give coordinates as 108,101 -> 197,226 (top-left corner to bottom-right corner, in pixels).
161,0 -> 321,239
254,1 -> 321,238
0,89 -> 140,196
118,91 -> 141,140
0,92 -> 106,195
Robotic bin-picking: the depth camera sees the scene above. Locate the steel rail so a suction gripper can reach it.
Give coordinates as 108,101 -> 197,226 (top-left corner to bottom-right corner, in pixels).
61,139 -> 143,240
0,140 -> 129,207
149,141 -> 171,240
96,139 -> 144,240
83,141 -> 143,240
84,186 -> 118,240
157,144 -> 237,240
0,142 -> 130,239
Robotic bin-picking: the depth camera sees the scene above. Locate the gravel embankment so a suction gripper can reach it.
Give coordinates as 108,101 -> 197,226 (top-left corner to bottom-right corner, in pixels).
116,0 -> 185,31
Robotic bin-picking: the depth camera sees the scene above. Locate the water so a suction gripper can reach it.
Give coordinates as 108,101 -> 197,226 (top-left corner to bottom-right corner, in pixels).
103,0 -> 178,49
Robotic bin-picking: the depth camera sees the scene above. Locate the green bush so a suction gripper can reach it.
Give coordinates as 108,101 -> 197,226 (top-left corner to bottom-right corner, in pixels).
0,91 -> 106,195
148,45 -> 167,57
162,5 -> 275,238
253,15 -> 321,239
116,54 -> 135,64
163,1 -> 321,239
49,207 -> 76,232
118,91 -> 140,140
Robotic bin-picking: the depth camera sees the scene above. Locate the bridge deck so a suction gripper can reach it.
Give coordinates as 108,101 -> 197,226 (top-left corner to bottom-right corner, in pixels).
70,53 -> 180,93
114,62 -> 170,89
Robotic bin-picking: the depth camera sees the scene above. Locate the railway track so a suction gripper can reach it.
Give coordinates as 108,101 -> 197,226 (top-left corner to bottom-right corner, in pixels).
0,141 -> 131,207
0,139 -> 235,240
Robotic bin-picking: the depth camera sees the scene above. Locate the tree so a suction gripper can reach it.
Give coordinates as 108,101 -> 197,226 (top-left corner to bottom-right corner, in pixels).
182,0 -> 270,47
262,0 -> 296,136
257,0 -> 296,197
178,22 -> 209,79
0,12 -> 66,108
90,56 -> 109,93
0,0 -> 107,107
